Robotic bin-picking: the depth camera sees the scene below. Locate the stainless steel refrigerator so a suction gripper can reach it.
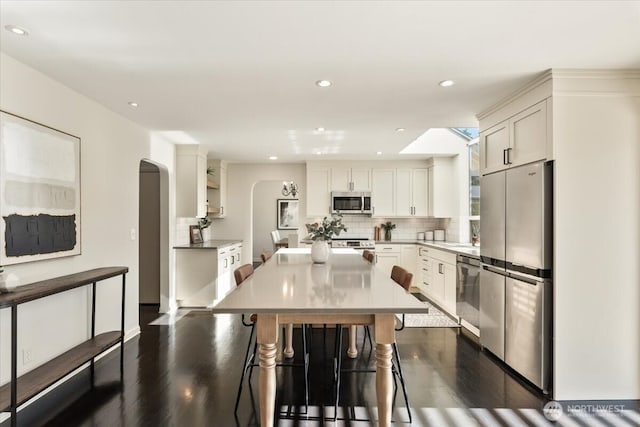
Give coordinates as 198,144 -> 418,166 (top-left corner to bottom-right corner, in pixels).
479,160 -> 553,392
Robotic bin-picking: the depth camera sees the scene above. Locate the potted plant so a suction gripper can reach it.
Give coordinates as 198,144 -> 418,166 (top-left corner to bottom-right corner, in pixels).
471,223 -> 479,246
307,214 -> 347,263
381,221 -> 396,241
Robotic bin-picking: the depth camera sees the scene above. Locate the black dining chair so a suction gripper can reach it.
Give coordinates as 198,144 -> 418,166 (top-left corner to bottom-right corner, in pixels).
332,265 -> 413,423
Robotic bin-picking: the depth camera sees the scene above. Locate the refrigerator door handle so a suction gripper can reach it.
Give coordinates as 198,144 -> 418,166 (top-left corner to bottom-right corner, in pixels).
482,264 -> 508,277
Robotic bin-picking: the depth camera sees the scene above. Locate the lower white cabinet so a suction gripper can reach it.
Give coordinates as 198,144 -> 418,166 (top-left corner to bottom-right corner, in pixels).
428,248 -> 457,315
416,246 -> 432,295
375,244 -> 401,277
175,242 -> 242,307
400,245 -> 417,278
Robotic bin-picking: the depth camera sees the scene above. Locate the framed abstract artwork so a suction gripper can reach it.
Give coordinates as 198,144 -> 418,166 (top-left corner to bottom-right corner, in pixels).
0,111 -> 81,265
277,199 -> 299,230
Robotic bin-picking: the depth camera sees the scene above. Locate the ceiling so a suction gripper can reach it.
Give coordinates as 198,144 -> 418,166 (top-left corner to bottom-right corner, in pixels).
1,1 -> 639,162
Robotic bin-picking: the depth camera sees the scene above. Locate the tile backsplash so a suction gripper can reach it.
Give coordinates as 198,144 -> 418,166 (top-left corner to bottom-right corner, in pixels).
318,216 -> 451,241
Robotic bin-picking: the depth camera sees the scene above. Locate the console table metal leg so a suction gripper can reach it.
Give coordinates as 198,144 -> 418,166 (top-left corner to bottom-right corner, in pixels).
90,281 -> 96,387
11,305 -> 17,427
120,274 -> 126,377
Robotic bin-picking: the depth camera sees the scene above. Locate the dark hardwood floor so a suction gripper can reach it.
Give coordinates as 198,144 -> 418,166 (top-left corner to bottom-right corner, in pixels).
6,305 -> 638,426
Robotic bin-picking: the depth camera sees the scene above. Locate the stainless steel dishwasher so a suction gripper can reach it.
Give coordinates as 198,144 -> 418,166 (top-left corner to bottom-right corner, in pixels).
456,254 -> 480,336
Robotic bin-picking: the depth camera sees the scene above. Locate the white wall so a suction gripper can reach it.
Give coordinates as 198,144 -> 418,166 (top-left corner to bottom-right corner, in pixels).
252,181 -> 298,261
0,54 -> 175,384
552,76 -> 640,399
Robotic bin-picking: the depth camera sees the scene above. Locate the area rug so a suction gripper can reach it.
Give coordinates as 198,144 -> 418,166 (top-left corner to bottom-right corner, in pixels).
397,295 -> 460,328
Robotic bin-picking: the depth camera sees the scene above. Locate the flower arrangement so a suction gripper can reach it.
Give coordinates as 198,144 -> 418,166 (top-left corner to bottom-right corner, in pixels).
381,221 -> 396,241
308,214 -> 347,241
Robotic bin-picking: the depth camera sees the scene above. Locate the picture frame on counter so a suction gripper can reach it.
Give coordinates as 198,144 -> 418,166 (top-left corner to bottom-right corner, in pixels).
277,199 -> 299,230
189,225 -> 203,244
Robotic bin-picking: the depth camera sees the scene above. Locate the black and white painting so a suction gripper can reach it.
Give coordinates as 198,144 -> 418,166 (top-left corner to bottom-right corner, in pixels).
277,199 -> 299,230
0,111 -> 81,265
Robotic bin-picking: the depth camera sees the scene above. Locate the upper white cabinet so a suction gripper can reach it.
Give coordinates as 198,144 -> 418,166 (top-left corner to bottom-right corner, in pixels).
396,168 -> 428,217
428,159 -> 456,218
331,167 -> 371,191
176,145 -> 208,218
371,169 -> 395,217
307,166 -> 332,216
306,161 -> 440,218
207,159 -> 227,218
480,100 -> 548,175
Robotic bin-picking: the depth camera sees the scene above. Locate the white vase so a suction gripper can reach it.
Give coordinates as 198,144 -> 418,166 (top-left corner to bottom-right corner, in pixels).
0,272 -> 20,293
311,240 -> 330,263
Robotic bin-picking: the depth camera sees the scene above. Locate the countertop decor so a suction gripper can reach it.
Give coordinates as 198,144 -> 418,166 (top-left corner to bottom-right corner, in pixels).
307,214 -> 347,263
380,221 -> 396,241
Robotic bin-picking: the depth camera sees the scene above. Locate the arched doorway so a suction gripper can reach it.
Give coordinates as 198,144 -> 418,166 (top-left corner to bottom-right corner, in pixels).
138,160 -> 170,312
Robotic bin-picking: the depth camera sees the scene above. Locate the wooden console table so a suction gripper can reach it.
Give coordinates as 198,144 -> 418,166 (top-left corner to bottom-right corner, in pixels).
0,267 -> 128,426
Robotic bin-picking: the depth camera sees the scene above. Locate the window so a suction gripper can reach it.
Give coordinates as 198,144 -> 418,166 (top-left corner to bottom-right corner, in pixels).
469,140 -> 480,237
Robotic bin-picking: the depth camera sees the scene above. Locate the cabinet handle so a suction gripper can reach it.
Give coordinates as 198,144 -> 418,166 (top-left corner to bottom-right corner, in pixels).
506,147 -> 513,165
438,263 -> 443,274
224,259 -> 228,268
220,206 -> 224,215
503,148 -> 508,165
422,268 -> 428,272
372,206 -> 375,215
423,281 -> 429,286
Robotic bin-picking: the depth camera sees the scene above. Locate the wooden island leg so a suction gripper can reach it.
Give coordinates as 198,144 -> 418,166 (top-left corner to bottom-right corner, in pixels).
284,323 -> 294,358
257,314 -> 278,427
347,325 -> 358,358
374,314 -> 395,427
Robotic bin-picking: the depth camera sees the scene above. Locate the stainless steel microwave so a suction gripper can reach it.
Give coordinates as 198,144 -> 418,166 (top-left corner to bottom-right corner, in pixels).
331,192 -> 372,215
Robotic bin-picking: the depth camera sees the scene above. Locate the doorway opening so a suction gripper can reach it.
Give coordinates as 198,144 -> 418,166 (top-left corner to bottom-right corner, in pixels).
138,160 -> 170,314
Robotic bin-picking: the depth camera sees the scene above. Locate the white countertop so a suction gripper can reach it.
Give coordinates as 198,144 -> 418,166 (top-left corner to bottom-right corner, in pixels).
375,240 -> 481,258
211,248 -> 428,314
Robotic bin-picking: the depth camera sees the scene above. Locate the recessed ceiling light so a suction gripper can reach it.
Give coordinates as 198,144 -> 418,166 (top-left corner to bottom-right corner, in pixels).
439,80 -> 455,87
5,25 -> 28,36
376,151 -> 383,155
395,128 -> 405,132
315,151 -> 322,155
269,156 -> 278,160
315,127 -> 325,132
128,101 -> 139,107
315,80 -> 332,88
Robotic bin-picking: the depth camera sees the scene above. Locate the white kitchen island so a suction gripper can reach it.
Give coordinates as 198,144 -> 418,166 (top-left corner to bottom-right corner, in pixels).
211,248 -> 427,426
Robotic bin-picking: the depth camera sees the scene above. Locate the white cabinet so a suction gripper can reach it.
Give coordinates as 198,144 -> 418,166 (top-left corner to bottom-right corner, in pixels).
400,245 -> 417,278
176,242 -> 242,308
371,169 -> 395,217
216,246 -> 231,302
429,248 -> 457,315
416,246 -> 432,296
396,168 -> 428,217
428,160 -> 456,218
176,145 -> 208,218
331,167 -> 371,191
207,159 -> 227,218
375,244 -> 401,277
480,100 -> 548,175
306,166 -> 332,216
